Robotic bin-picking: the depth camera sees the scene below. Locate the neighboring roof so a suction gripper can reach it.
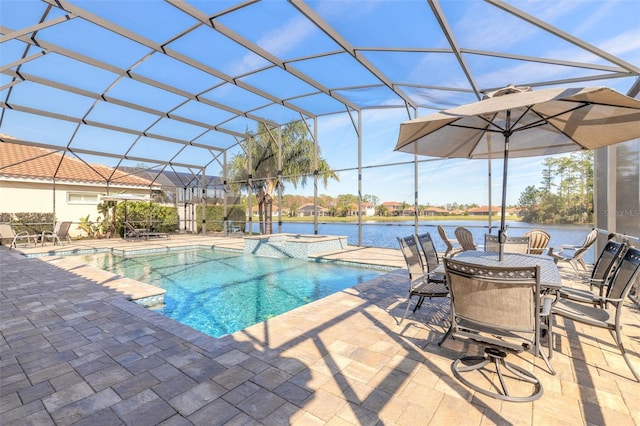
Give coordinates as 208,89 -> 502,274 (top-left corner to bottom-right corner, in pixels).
298,203 -> 327,212
119,166 -> 222,189
467,205 -> 502,213
424,206 -> 448,213
0,140 -> 153,187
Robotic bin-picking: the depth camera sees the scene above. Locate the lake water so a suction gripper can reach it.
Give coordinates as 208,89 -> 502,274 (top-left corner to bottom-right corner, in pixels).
250,220 -> 596,263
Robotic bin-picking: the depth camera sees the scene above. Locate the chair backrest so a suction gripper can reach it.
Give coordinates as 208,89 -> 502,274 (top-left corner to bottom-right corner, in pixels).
397,235 -> 425,283
0,223 -> 17,238
437,225 -> 455,257
604,246 -> 640,304
455,227 -> 476,251
505,236 -> 530,254
572,229 -> 599,260
484,234 -> 500,252
485,234 -> 530,254
417,232 -> 439,273
56,221 -> 72,238
444,257 -> 540,341
524,229 -> 551,255
591,240 -> 626,288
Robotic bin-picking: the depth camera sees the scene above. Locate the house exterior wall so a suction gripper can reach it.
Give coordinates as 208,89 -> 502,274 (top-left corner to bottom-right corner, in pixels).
0,179 -> 151,237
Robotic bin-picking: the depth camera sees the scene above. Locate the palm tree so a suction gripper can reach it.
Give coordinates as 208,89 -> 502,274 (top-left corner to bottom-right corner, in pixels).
226,121 -> 338,234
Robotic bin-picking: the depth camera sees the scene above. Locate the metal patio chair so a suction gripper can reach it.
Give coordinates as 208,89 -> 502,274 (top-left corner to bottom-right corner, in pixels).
416,232 -> 446,286
41,221 -> 72,246
484,234 -> 530,254
439,257 -> 555,402
0,223 -> 39,249
559,240 -> 627,307
397,235 -> 449,324
552,246 -> 640,381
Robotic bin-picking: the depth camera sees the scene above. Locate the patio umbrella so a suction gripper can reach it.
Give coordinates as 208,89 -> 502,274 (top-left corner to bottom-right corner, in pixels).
395,86 -> 640,260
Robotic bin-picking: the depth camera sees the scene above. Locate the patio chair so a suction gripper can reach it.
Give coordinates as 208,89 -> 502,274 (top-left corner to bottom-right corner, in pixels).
0,223 -> 39,249
552,247 -> 640,381
559,240 -> 627,307
439,257 -> 555,402
416,232 -> 446,285
41,221 -> 72,246
437,225 -> 461,257
454,226 -> 476,251
484,234 -> 530,254
548,229 -> 598,273
524,229 -> 551,255
124,221 -> 170,241
397,235 -> 449,324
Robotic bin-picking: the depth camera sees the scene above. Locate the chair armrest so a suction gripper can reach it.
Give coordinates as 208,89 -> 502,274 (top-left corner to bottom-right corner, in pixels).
540,295 -> 555,317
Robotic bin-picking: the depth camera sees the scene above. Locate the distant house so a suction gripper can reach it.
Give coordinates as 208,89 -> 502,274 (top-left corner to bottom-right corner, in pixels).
467,205 -> 502,216
119,166 -> 229,204
0,140 -> 155,236
423,206 -> 448,216
402,207 -> 415,216
297,203 -> 328,217
347,202 -> 374,217
381,201 -> 403,216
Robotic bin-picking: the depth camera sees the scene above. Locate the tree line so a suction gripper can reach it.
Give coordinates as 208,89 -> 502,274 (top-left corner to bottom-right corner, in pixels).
225,120 -> 594,233
517,151 -> 593,224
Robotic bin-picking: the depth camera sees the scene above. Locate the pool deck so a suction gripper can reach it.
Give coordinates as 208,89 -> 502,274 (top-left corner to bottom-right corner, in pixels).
1,235 -> 638,425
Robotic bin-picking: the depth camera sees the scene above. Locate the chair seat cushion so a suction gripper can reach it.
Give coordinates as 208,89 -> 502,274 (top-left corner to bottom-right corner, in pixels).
552,299 -> 614,329
411,280 -> 448,297
427,272 -> 446,284
559,287 -> 599,304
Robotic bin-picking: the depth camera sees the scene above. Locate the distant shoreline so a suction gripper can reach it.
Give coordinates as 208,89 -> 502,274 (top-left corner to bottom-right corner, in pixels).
275,214 -> 520,223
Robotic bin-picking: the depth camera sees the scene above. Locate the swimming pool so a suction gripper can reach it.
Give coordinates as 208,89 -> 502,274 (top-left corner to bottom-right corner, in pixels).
75,249 -> 385,337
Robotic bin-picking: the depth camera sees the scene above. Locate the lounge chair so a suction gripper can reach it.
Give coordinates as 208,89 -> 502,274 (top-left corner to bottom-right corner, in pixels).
437,225 -> 461,257
484,234 -> 530,254
124,221 -> 170,241
524,229 -> 551,255
440,257 -> 555,401
552,247 -> 640,381
41,221 -> 72,246
454,226 -> 476,251
559,240 -> 627,307
397,235 -> 449,324
548,229 -> 598,273
0,223 -> 39,248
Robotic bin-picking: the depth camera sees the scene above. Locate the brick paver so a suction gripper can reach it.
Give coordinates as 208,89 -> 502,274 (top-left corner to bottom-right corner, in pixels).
1,237 -> 639,425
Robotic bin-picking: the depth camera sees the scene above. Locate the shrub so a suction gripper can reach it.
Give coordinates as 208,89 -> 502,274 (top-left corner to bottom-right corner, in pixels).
195,204 -> 246,233
115,202 -> 178,237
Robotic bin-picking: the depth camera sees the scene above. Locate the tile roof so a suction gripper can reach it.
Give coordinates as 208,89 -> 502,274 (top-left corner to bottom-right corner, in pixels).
0,139 -> 152,187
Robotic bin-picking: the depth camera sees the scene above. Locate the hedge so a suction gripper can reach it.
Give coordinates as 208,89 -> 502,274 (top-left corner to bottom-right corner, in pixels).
195,204 -> 246,233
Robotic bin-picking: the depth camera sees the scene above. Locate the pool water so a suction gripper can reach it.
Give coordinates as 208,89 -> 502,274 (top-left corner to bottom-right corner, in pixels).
76,249 -> 384,337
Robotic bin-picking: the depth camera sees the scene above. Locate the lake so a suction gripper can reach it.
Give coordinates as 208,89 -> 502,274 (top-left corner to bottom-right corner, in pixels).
250,220 -> 596,263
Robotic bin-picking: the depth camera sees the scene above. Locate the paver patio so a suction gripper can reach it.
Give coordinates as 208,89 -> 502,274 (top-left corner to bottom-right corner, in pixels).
1,236 -> 638,425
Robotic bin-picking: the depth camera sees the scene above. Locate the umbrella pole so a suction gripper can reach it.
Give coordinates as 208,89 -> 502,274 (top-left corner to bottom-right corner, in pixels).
499,111 -> 512,261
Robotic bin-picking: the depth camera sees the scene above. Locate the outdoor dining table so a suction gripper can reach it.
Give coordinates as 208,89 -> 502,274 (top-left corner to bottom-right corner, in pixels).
449,250 -> 562,291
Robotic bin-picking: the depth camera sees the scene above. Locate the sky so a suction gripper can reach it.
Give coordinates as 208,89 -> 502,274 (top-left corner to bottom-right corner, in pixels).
1,0 -> 638,207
